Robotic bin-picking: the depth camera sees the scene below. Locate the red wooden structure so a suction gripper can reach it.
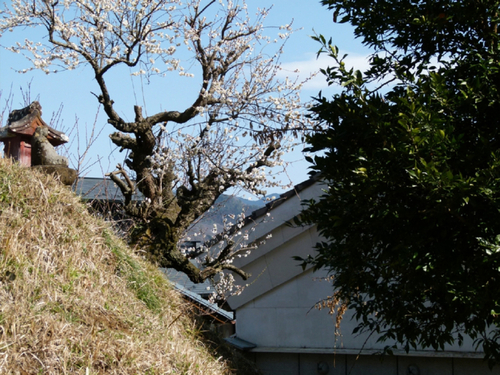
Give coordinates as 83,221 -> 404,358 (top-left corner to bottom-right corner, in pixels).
0,101 -> 68,166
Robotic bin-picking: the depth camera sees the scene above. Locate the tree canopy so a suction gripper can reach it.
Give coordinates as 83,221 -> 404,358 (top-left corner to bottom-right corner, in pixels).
299,0 -> 500,365
0,0 -> 314,286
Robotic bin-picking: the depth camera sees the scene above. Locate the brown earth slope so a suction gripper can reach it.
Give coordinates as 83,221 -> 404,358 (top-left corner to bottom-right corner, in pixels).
0,158 -> 249,375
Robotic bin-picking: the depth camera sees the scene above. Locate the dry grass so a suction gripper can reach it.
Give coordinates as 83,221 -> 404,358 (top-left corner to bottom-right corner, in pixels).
0,158 -> 241,374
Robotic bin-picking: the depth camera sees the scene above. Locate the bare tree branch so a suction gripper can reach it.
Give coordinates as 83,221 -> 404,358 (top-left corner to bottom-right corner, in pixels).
1,0 -> 314,290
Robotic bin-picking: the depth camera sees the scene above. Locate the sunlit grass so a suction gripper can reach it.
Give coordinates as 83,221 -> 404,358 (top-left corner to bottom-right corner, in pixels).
0,158 -> 239,374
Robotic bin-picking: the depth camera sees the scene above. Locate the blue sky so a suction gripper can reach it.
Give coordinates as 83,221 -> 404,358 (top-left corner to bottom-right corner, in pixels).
0,0 -> 369,194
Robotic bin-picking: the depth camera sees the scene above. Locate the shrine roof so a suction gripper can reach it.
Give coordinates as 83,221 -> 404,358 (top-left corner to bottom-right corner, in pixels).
0,101 -> 69,146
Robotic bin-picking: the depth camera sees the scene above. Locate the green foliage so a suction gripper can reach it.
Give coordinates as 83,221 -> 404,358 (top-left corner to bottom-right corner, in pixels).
302,0 -> 500,367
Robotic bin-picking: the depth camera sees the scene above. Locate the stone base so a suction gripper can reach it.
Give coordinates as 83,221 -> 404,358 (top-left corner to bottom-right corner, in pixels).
31,165 -> 78,186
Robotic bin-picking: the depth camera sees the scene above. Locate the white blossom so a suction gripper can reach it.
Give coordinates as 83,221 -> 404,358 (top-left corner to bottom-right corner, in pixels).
0,0 -> 319,299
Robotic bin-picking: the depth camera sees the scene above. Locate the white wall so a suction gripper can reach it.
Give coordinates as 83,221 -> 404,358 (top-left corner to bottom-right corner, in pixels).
236,265 -> 483,353
236,266 -> 385,350
228,179 -> 495,374
251,353 -> 500,375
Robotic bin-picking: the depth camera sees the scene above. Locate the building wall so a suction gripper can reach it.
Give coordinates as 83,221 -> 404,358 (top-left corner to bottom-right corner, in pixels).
236,266 -> 347,349
236,265 -> 481,352
237,266 -> 493,374
250,352 -> 499,375
229,179 -> 493,374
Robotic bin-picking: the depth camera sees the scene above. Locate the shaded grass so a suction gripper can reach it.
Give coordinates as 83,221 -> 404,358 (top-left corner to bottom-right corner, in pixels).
0,158 -> 251,374
103,229 -> 162,312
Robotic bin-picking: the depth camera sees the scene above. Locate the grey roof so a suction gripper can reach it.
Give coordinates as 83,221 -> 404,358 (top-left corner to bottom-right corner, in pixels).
224,336 -> 256,351
207,172 -> 322,247
173,283 -> 234,321
249,172 -> 322,221
162,267 -> 213,297
160,268 -> 234,321
73,177 -> 144,201
74,173 -> 319,208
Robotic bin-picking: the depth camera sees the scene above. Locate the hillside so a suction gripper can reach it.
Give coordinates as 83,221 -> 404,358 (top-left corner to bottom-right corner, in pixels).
0,158 -> 256,374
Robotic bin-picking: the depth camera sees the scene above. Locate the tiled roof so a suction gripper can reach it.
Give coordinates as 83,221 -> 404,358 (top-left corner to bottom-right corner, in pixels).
73,177 -> 144,201
207,172 -> 322,247
162,267 -> 213,297
249,172 -> 321,221
161,268 -> 234,322
0,101 -> 68,145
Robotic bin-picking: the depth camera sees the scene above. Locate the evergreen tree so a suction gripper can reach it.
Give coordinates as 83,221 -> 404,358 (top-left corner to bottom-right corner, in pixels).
300,0 -> 500,365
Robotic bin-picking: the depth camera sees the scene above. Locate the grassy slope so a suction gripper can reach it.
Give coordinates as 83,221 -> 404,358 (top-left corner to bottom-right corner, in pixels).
0,158 -> 245,375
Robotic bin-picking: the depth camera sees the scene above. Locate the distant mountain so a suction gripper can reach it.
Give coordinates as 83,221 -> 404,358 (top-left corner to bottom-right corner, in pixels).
185,194 -> 267,239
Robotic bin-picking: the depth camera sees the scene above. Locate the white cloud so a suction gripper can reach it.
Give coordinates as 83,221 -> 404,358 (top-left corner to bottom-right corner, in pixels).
278,52 -> 371,91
